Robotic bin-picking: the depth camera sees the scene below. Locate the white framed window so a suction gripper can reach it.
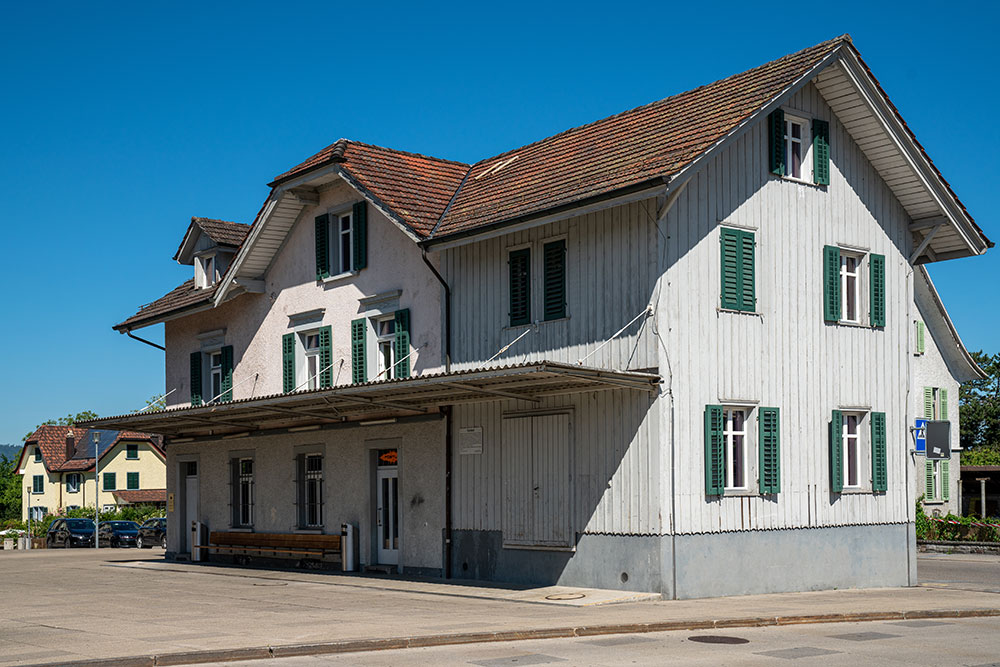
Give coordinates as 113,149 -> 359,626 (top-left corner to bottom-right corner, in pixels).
196,254 -> 217,288
209,351 -> 223,401
842,412 -> 863,489
328,212 -> 354,276
32,475 -> 44,494
840,252 -> 862,323
376,316 -> 397,379
29,506 -> 47,521
301,332 -> 322,390
783,115 -> 810,181
723,408 -> 749,491
66,473 -> 80,493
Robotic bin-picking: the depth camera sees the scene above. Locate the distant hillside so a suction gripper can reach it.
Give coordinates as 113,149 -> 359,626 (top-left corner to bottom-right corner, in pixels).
0,444 -> 22,461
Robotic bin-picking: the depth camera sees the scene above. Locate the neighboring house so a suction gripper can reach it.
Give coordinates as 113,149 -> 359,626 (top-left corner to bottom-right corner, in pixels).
92,35 -> 991,599
912,267 -> 985,515
17,426 -> 165,520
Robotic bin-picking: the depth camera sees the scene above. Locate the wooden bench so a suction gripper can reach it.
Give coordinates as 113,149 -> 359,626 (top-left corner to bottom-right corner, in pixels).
200,531 -> 343,567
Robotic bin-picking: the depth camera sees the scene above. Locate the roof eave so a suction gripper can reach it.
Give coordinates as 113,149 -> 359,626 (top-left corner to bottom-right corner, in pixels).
113,299 -> 215,333
917,266 -> 988,382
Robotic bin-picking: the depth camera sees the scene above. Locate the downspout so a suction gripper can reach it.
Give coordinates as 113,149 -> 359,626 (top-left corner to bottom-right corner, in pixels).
422,249 -> 453,578
125,329 -> 166,352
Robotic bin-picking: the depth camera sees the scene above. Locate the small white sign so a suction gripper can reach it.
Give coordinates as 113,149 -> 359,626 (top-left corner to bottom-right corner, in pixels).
459,427 -> 483,455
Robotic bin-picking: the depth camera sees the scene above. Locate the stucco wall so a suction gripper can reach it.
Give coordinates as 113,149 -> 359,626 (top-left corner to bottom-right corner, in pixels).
164,179 -> 444,407
99,441 -> 167,503
165,416 -> 445,572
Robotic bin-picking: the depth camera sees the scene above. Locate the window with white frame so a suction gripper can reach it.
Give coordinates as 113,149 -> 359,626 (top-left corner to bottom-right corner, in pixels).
209,351 -> 223,402
376,316 -> 397,379
301,332 -> 322,390
231,457 -> 254,527
297,453 -> 323,528
842,412 -> 863,489
66,473 -> 80,493
840,252 -> 862,323
29,506 -> 47,521
329,212 -> 353,276
723,408 -> 749,491
32,475 -> 44,494
196,254 -> 217,288
784,115 -> 809,180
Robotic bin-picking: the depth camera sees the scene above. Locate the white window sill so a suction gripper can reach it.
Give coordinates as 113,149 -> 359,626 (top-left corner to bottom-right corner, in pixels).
831,320 -> 875,329
320,270 -> 358,285
923,500 -> 946,506
502,316 -> 570,333
228,527 -> 254,532
717,308 -> 762,317
723,489 -> 758,497
777,174 -> 823,188
839,488 -> 872,495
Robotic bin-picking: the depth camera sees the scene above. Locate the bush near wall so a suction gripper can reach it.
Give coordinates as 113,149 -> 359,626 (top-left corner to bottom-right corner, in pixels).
917,498 -> 1000,542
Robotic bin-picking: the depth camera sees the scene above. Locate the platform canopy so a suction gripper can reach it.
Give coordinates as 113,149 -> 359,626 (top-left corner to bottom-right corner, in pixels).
84,361 -> 660,441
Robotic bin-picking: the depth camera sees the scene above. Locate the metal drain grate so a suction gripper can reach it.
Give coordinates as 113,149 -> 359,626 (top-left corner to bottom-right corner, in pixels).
688,635 -> 749,645
544,592 -> 586,601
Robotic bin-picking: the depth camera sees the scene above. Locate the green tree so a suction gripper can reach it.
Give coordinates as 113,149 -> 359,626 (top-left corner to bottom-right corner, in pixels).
0,453 -> 23,521
23,410 -> 99,442
960,350 -> 1000,451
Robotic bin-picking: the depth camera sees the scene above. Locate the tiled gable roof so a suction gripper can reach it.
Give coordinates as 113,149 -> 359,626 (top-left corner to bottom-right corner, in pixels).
271,140 -> 470,237
194,217 -> 250,248
112,489 -> 167,504
115,279 -> 216,331
22,425 -> 158,472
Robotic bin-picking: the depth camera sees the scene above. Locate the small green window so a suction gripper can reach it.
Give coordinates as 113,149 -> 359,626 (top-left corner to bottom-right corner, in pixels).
33,447 -> 42,463
102,472 -> 116,491
127,472 -> 140,490
720,228 -> 755,312
509,248 -> 531,326
916,321 -> 926,355
542,240 -> 567,321
126,444 -> 139,460
32,475 -> 44,493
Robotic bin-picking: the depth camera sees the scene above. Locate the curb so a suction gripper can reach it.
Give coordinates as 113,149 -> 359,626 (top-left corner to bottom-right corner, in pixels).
28,608 -> 1000,667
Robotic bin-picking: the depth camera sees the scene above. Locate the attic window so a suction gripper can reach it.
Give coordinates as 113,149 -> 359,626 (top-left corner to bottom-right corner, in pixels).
475,155 -> 518,180
196,254 -> 217,288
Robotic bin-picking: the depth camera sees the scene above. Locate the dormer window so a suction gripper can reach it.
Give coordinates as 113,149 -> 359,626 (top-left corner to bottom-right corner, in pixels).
196,254 -> 217,288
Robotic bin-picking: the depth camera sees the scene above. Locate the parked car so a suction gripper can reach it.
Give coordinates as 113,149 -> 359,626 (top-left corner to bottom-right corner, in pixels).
98,521 -> 140,548
46,518 -> 95,548
136,517 -> 166,549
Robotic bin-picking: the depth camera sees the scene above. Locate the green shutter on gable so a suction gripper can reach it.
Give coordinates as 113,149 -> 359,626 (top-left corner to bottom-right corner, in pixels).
823,245 -> 841,322
190,352 -> 203,406
352,200 -> 368,270
220,345 -> 234,402
871,411 -> 887,492
394,309 -> 411,379
351,318 -> 367,384
127,472 -> 139,490
942,461 -> 950,501
768,109 -> 785,175
315,214 -> 330,280
704,405 -> 724,496
925,460 -> 935,499
940,388 -> 948,420
812,118 -> 830,185
916,321 -> 926,354
720,229 -> 755,312
924,387 -> 934,419
318,326 -> 333,388
830,410 -> 844,493
739,230 -> 755,311
869,253 -> 886,327
543,239 -> 567,321
103,472 -> 116,491
509,248 -> 531,326
282,333 -> 296,393
758,407 -> 780,494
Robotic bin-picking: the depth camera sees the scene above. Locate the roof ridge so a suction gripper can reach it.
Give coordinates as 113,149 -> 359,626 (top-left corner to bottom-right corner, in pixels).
192,216 -> 250,228
463,35 -> 851,169
344,139 -> 470,167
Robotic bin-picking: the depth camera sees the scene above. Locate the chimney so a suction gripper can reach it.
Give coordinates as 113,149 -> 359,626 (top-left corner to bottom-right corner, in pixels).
66,431 -> 75,460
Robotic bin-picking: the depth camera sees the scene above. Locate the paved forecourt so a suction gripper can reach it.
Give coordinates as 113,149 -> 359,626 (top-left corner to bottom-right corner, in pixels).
1,549 -> 999,666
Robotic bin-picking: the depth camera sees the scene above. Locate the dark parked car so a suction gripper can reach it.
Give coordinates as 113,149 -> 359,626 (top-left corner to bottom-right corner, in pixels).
46,518 -> 95,548
98,521 -> 140,548
136,517 -> 166,549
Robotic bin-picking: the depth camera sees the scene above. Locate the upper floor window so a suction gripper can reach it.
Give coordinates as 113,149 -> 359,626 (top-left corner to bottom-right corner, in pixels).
282,327 -> 332,393
376,316 -> 397,380
829,409 -> 887,493
719,228 -> 756,312
840,252 -> 861,324
190,346 -> 233,405
784,116 -> 807,180
349,310 -> 410,384
195,254 -> 217,288
103,472 -> 116,491
768,110 -> 830,186
66,473 -> 81,493
33,447 -> 42,463
302,332 -> 323,390
507,238 -> 567,328
32,475 -> 44,493
126,443 -> 139,460
315,201 -> 368,280
823,246 -> 885,327
923,386 -> 949,421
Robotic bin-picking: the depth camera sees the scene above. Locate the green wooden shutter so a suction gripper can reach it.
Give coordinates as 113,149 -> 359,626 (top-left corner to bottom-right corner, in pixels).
720,229 -> 740,310
916,321 -> 926,354
869,253 -> 885,327
127,472 -> 140,490
352,200 -> 368,270
739,230 -> 755,311
830,410 -> 843,493
758,407 -> 780,494
942,461 -> 950,501
351,318 -> 367,384
190,352 -> 203,406
768,109 -> 785,175
940,388 -> 949,420
823,246 -> 841,322
220,345 -> 234,402
282,333 -> 296,393
509,248 -> 531,326
925,460 -> 935,499
924,387 -> 934,419
318,326 -> 333,388
704,405 -> 724,496
315,214 -> 330,280
103,472 -> 115,491
394,309 -> 411,378
542,239 -> 566,321
812,118 -> 830,185
871,411 -> 887,492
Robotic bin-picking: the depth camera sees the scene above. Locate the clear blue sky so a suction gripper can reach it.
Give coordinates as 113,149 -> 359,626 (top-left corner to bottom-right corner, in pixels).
1,2 -> 996,445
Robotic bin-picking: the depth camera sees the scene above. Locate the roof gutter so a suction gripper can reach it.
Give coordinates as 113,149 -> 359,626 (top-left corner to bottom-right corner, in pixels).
125,330 -> 166,352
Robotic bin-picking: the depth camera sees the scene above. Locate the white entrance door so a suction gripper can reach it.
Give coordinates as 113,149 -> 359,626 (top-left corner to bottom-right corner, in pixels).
375,466 -> 399,565
183,462 -> 198,554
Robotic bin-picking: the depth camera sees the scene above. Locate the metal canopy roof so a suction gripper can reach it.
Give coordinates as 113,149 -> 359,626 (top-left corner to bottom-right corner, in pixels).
84,362 -> 661,440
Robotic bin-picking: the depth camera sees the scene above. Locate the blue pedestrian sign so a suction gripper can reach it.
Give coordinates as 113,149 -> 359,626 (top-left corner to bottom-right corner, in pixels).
915,418 -> 927,454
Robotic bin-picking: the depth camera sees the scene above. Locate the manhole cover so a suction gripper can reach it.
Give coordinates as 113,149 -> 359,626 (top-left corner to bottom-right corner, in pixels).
688,635 -> 749,645
252,581 -> 288,586
544,592 -> 586,601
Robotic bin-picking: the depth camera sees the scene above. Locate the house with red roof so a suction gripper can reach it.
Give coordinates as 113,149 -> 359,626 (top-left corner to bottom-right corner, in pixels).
92,35 -> 990,598
17,426 -> 165,521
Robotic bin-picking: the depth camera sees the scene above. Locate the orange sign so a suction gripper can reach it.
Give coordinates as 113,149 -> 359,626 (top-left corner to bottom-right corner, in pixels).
378,450 -> 398,465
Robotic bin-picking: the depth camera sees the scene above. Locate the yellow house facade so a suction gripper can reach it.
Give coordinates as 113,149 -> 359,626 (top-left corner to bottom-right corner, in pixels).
18,426 -> 164,521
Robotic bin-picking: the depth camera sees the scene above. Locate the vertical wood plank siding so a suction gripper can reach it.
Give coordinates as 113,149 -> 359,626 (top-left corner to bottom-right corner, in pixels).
660,82 -> 912,534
